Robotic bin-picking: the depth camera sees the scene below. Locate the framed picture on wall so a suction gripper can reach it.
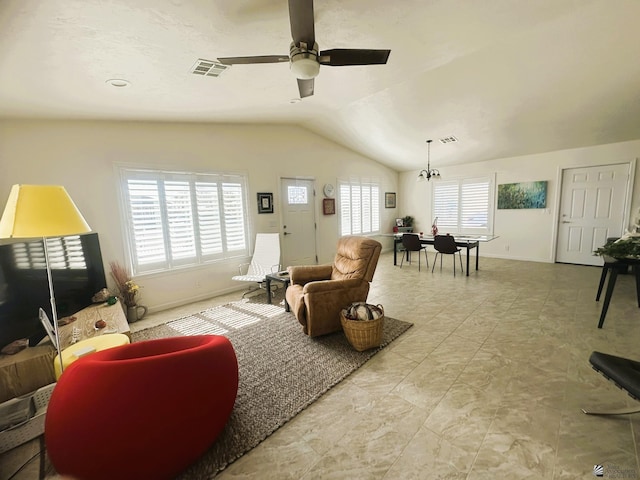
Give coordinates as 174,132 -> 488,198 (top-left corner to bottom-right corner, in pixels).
323,198 -> 335,215
385,192 -> 396,208
497,181 -> 548,209
257,192 -> 274,214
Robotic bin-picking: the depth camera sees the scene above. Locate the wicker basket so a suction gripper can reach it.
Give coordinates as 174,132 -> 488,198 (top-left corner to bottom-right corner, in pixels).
340,305 -> 384,352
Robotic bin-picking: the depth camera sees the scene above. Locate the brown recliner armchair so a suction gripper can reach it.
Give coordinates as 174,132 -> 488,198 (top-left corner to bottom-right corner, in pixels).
285,236 -> 382,337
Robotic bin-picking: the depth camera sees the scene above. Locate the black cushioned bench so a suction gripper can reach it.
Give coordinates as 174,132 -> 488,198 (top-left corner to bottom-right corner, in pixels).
582,351 -> 640,415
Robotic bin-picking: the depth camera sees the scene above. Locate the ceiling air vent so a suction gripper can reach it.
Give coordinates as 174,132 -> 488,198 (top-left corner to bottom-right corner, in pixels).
439,136 -> 458,144
190,59 -> 229,77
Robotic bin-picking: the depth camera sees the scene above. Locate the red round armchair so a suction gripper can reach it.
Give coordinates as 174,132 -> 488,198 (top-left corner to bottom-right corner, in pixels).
45,335 -> 238,480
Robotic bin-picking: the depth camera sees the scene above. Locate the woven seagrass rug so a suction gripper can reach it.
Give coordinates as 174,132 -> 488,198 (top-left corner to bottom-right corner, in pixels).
132,293 -> 412,479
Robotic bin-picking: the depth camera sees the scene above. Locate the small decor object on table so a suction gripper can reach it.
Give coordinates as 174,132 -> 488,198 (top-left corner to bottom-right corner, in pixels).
340,303 -> 384,351
91,288 -> 111,303
126,305 -> 148,323
109,261 -> 147,323
431,216 -> 439,236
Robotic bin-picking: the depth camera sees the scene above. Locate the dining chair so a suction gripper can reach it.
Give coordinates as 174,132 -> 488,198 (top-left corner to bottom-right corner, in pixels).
432,234 -> 463,276
400,234 -> 428,271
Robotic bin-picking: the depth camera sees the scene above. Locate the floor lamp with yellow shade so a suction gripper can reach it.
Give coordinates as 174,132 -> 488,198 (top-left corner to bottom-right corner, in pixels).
0,184 -> 91,374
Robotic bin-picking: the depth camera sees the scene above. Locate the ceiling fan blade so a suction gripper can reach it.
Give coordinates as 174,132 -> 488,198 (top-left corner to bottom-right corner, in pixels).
319,49 -> 391,66
297,78 -> 314,98
217,55 -> 289,65
288,0 -> 315,46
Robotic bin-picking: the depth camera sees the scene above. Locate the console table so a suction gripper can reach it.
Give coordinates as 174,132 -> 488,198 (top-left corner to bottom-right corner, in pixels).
56,300 -> 130,349
0,301 -> 130,402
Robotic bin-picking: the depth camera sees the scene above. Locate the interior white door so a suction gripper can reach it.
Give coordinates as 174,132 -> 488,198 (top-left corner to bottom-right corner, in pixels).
556,163 -> 631,266
280,178 -> 317,268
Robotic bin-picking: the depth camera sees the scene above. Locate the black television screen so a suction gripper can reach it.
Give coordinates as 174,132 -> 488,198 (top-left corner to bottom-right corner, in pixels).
0,232 -> 107,349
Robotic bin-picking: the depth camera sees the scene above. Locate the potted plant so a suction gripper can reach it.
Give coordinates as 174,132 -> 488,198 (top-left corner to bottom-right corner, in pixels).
594,232 -> 640,259
402,216 -> 414,228
109,261 -> 147,322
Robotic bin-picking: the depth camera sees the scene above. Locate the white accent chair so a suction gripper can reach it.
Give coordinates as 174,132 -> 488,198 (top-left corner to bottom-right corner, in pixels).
232,233 -> 281,297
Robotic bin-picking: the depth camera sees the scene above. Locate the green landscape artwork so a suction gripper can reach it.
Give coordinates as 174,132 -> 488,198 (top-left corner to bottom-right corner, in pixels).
497,181 -> 547,209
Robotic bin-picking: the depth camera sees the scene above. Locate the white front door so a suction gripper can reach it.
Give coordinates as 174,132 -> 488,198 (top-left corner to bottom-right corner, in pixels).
556,163 -> 631,266
280,178 -> 317,268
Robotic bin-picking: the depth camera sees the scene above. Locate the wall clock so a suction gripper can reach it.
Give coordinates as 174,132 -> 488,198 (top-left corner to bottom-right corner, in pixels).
323,183 -> 335,198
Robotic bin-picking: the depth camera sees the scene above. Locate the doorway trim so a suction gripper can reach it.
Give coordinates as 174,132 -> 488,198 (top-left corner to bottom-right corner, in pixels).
551,159 -> 636,264
278,175 -> 319,267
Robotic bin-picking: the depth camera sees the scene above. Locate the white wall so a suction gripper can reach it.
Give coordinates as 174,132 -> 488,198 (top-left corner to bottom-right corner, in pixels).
0,120 -> 399,312
400,139 -> 640,262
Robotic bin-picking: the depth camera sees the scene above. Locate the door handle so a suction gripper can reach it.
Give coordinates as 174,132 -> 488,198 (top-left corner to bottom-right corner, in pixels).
561,221 -> 571,224
283,232 -> 292,235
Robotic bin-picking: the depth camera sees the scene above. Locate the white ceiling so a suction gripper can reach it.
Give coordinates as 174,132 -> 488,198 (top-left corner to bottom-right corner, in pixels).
1,0 -> 639,172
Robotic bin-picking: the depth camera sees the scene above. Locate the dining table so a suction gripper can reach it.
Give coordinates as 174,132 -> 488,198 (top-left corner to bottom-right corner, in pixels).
387,233 -> 498,276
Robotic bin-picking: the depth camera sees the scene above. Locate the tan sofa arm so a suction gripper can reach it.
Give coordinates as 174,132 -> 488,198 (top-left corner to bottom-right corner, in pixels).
288,265 -> 333,285
302,277 -> 366,294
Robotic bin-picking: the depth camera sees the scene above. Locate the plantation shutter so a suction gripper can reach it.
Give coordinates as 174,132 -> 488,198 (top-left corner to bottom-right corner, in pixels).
195,181 -> 222,256
461,179 -> 490,230
433,181 -> 459,230
371,187 -> 380,232
165,180 -> 197,263
432,176 -> 492,234
339,180 -> 380,236
351,184 -> 362,234
339,184 -> 352,235
222,181 -> 246,252
126,178 -> 167,268
121,169 -> 249,274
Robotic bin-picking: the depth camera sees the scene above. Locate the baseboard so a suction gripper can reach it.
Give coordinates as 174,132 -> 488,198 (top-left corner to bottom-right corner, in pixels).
147,285 -> 247,314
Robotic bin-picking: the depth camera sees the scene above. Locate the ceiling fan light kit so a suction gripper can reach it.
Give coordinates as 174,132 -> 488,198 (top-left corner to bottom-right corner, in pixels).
290,42 -> 320,79
417,139 -> 441,182
216,0 -> 390,99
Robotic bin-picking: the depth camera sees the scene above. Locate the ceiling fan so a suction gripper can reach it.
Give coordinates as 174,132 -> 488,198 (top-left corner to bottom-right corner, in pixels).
216,0 -> 391,99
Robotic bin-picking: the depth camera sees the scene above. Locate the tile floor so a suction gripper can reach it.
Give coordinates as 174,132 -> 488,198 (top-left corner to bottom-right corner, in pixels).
3,252 -> 640,479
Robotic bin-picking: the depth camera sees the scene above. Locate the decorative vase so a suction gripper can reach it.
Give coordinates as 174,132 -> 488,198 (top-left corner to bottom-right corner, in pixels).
126,305 -> 148,323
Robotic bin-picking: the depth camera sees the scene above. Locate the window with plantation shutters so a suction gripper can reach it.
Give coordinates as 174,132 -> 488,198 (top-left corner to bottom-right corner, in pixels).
339,180 -> 380,236
120,168 -> 249,274
432,176 -> 493,234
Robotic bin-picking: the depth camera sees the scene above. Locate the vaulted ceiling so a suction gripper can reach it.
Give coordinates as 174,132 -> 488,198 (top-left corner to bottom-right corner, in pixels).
1,0 -> 639,171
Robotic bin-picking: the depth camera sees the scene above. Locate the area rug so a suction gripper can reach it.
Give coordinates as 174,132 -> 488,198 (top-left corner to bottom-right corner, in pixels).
132,295 -> 413,479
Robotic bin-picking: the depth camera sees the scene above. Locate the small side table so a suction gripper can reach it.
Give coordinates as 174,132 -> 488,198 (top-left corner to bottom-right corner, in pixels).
54,333 -> 130,379
265,272 -> 291,312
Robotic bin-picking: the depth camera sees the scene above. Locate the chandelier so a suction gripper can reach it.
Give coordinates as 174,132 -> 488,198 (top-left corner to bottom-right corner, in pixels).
417,139 -> 441,181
